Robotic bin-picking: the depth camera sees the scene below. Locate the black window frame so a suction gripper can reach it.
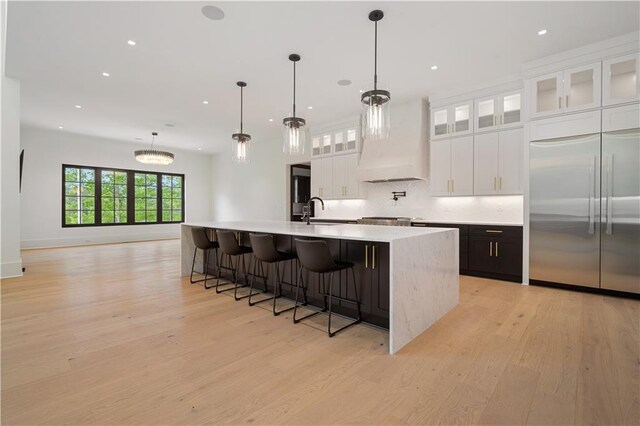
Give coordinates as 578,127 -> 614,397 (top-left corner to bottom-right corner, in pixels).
62,164 -> 185,228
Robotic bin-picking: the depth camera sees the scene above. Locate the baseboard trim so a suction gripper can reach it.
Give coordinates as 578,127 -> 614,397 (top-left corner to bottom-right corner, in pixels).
1,260 -> 24,279
21,233 -> 179,249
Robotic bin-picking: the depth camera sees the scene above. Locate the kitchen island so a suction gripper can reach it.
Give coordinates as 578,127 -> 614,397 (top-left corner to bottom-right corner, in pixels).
181,221 -> 458,354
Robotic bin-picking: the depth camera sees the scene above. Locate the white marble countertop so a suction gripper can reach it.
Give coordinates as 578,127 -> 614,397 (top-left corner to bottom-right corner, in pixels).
183,220 -> 454,243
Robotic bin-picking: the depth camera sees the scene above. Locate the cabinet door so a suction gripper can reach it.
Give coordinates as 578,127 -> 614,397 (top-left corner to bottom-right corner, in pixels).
431,106 -> 450,139
310,158 -> 322,198
498,127 -> 523,195
603,52 -> 640,106
370,243 -> 390,321
493,239 -> 523,277
340,240 -> 372,315
452,102 -> 473,136
332,155 -> 347,199
468,236 -> 496,273
475,96 -> 498,133
321,157 -> 334,199
344,153 -> 361,199
531,71 -> 563,118
563,63 -> 601,113
430,138 -> 451,196
499,91 -> 522,129
473,132 -> 499,195
450,135 -> 474,196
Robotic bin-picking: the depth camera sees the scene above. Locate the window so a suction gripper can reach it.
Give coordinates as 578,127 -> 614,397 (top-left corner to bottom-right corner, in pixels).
64,167 -> 95,225
134,173 -> 158,223
162,175 -> 183,222
62,164 -> 184,227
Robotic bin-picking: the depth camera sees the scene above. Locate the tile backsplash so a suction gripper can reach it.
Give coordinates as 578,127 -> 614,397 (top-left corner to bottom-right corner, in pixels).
315,180 -> 524,224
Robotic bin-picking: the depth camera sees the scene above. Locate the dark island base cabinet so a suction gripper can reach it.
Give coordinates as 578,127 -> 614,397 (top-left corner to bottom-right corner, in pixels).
215,231 -> 391,329
412,223 -> 523,283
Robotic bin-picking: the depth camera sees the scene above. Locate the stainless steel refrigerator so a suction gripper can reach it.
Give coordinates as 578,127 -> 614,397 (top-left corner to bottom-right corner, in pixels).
530,129 -> 640,294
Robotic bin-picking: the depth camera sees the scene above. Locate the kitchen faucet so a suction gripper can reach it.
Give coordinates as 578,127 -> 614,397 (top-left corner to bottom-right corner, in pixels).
303,197 -> 324,225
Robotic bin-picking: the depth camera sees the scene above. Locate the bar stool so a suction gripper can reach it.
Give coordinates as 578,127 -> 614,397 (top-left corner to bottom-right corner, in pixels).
293,239 -> 362,337
216,230 -> 253,301
189,227 -> 220,290
248,233 -> 299,316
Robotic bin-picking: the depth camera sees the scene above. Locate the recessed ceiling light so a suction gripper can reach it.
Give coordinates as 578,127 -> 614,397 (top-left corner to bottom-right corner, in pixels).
337,79 -> 352,86
307,106 -> 313,110
164,123 -> 175,127
58,126 -> 64,129
74,105 -> 82,109
127,40 -> 136,46
102,72 -> 110,77
268,118 -> 274,122
201,5 -> 225,21
135,137 -> 144,141
538,29 -> 547,36
430,65 -> 438,70
202,100 -> 209,104
198,147 -> 202,151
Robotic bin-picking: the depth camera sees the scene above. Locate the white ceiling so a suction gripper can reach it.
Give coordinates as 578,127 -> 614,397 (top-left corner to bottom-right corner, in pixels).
7,1 -> 640,153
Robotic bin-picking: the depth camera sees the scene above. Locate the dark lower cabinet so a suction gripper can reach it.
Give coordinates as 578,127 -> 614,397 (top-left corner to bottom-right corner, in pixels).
467,225 -> 523,282
339,240 -> 390,328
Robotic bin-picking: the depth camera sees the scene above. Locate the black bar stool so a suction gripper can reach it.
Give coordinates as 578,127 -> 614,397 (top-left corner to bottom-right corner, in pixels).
293,239 -> 362,337
249,233 -> 299,316
189,227 -> 220,289
216,230 -> 253,301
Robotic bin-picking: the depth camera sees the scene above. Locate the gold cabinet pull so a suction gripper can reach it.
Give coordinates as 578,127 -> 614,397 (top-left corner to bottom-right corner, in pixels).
496,242 -> 499,257
558,96 -> 562,109
499,176 -> 503,190
485,230 -> 503,233
566,95 -> 569,108
365,245 -> 369,268
452,179 -> 454,193
494,177 -> 497,190
372,245 -> 376,269
489,241 -> 493,257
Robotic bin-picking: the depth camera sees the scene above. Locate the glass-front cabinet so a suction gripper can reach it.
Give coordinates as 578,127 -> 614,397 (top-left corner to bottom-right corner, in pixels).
603,52 -> 640,106
474,91 -> 522,132
312,125 -> 359,157
430,100 -> 473,140
530,62 -> 601,118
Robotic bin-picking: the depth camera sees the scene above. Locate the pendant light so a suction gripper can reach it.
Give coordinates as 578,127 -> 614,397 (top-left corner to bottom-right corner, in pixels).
283,54 -> 306,155
231,81 -> 251,164
135,132 -> 174,165
361,10 -> 390,141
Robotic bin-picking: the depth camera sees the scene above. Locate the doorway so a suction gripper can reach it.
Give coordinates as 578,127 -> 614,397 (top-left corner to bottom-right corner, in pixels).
290,164 -> 311,222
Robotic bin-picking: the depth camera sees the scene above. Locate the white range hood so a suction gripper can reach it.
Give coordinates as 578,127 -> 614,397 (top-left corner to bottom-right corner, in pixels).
357,99 -> 429,183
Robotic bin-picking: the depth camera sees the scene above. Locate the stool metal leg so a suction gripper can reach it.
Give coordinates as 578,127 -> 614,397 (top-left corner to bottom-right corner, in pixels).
190,247 -> 219,289
234,254 -> 251,301
248,259 -> 274,307
272,262 -> 295,316
293,266 -> 320,324
215,254 -> 235,294
327,267 -> 362,337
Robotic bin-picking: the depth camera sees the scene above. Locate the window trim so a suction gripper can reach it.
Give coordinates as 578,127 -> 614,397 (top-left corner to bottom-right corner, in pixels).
61,164 -> 185,228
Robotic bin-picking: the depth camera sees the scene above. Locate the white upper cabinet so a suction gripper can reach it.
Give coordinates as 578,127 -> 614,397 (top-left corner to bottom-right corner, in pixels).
430,100 -> 473,140
603,52 -> 640,106
473,128 -> 523,196
430,135 -> 473,196
312,124 -> 360,157
311,157 -> 333,198
474,91 -> 522,132
564,63 -> 601,113
530,62 -> 601,118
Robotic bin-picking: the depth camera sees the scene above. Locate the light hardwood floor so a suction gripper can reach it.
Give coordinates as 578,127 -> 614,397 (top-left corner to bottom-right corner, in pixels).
1,239 -> 638,425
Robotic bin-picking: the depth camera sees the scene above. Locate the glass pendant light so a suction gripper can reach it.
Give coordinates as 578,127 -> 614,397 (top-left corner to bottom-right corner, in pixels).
361,10 -> 390,141
231,81 -> 251,164
135,132 -> 175,165
283,54 -> 306,155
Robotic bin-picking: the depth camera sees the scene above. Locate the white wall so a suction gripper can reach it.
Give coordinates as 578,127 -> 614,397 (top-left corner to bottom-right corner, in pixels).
20,126 -> 212,248
210,136 -> 306,221
1,76 -> 23,277
1,0 -> 24,278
